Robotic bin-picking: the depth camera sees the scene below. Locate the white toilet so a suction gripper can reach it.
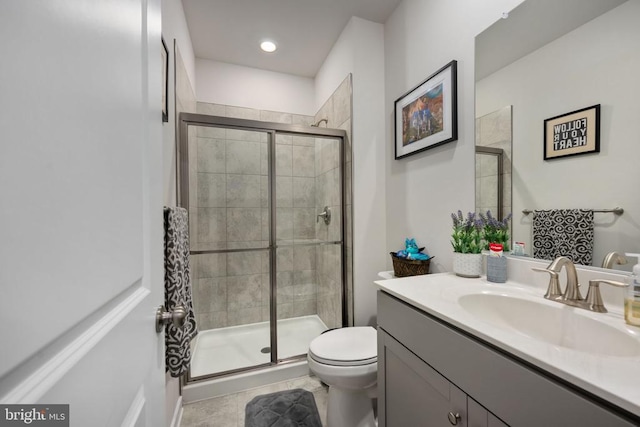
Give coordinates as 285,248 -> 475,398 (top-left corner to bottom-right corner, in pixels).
307,326 -> 378,427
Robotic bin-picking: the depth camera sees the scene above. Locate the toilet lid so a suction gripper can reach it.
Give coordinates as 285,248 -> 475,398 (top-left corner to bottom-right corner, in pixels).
309,326 -> 377,366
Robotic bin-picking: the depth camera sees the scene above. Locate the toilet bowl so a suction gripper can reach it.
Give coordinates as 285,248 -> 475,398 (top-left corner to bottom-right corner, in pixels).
307,326 -> 378,427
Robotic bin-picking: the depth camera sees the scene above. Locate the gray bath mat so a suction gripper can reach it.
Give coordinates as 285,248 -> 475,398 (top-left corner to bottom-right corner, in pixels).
245,388 -> 322,427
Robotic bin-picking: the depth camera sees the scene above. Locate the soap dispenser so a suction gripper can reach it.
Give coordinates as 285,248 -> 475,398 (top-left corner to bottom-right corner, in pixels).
624,253 -> 640,326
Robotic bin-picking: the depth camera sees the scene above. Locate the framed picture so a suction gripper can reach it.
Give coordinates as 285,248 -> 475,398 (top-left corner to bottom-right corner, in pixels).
161,37 -> 169,123
394,60 -> 458,159
544,104 -> 600,160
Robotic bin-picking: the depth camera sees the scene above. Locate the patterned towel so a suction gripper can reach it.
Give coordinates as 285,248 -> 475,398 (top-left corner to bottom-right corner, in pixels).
532,209 -> 594,266
163,207 -> 198,377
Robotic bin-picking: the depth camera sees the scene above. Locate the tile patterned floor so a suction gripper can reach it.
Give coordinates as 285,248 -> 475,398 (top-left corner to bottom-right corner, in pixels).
180,375 -> 328,427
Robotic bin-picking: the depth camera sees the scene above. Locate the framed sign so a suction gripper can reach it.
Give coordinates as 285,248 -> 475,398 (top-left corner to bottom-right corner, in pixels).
394,60 -> 458,159
544,104 -> 600,160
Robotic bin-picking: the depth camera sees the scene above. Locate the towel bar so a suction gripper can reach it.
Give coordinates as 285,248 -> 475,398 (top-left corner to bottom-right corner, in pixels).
522,207 -> 624,215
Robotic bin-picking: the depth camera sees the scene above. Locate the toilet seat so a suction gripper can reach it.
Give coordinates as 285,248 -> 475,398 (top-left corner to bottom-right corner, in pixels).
308,326 -> 377,367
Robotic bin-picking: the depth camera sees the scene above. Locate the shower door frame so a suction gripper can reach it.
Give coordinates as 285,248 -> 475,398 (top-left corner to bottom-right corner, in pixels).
475,145 -> 504,220
177,112 -> 348,382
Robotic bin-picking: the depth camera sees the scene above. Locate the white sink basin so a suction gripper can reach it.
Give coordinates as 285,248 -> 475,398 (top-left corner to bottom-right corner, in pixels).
458,293 -> 640,357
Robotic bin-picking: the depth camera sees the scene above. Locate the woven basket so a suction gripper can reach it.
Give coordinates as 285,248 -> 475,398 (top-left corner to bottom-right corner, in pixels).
390,252 -> 431,277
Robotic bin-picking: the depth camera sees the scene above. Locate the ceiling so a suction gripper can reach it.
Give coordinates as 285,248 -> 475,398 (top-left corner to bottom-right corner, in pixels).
181,0 -> 402,78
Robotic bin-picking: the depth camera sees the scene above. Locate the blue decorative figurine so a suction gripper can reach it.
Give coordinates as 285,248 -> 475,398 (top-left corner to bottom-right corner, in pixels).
396,238 -> 430,260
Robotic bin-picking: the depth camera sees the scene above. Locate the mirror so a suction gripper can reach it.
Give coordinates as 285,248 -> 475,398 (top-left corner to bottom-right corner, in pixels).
475,0 -> 640,271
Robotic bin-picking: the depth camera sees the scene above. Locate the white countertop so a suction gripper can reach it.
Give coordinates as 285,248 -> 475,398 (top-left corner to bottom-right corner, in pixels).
374,271 -> 640,417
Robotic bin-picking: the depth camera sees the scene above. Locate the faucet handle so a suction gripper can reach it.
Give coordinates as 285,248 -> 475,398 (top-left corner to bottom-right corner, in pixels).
316,206 -> 331,225
532,267 -> 562,299
584,279 -> 628,313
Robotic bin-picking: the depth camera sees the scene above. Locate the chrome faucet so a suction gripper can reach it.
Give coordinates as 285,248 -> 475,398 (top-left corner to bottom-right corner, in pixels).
547,256 -> 582,303
533,256 -> 582,304
533,256 -> 628,312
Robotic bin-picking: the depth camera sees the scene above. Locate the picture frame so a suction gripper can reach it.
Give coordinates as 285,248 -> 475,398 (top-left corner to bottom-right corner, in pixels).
543,104 -> 600,160
161,37 -> 169,123
394,60 -> 458,159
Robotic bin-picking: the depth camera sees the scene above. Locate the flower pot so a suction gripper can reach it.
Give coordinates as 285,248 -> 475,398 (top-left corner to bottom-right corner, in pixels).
453,253 -> 483,278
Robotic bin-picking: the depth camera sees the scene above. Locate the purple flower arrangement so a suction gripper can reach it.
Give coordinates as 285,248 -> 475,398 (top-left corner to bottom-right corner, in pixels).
479,211 -> 513,252
451,210 -> 512,254
451,211 -> 484,254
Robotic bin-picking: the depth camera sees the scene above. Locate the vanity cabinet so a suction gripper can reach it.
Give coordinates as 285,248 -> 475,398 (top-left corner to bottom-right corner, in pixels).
380,327 -> 506,427
377,290 -> 638,427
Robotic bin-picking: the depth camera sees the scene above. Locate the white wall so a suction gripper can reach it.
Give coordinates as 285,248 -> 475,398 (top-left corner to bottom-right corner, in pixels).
162,0 -> 197,208
315,22 -> 355,112
316,17 -> 386,326
196,60 -> 316,115
477,0 -> 640,267
162,0 -> 196,90
384,0 -> 524,275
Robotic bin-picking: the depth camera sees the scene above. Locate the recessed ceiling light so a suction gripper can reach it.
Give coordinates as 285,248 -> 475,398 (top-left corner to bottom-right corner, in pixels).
260,41 -> 277,53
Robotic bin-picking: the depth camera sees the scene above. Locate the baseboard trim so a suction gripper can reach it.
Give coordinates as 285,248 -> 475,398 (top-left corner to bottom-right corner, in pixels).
183,360 -> 310,403
170,395 -> 183,427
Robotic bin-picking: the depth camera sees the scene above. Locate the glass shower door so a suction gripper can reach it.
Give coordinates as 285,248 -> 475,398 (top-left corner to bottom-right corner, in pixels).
275,133 -> 344,360
186,123 -> 274,378
179,113 -> 348,380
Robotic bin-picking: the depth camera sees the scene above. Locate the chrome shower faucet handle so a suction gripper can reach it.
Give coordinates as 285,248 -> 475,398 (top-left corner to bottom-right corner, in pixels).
317,206 -> 331,225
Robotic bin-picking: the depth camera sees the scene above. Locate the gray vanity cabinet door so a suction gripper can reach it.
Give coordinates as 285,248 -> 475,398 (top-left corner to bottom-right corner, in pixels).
487,415 -> 508,427
468,399 -> 508,427
378,329 -> 468,427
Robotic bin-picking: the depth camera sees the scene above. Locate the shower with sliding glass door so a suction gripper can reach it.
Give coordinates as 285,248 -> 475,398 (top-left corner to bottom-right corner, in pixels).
177,112 -> 348,381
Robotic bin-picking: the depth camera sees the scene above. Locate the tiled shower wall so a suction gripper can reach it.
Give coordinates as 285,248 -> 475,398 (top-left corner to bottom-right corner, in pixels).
189,75 -> 352,331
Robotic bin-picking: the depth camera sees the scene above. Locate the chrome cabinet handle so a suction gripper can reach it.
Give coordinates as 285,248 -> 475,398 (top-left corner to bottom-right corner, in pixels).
155,305 -> 187,332
447,411 -> 461,425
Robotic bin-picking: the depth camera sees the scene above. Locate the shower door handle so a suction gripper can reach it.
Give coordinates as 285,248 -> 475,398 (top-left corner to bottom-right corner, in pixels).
155,304 -> 187,332
316,206 -> 331,225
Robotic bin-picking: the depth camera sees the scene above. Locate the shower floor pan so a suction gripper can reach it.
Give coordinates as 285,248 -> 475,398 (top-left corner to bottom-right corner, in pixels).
190,315 -> 328,378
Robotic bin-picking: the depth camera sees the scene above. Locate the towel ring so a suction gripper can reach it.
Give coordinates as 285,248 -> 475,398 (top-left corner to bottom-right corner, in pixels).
155,305 -> 187,332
